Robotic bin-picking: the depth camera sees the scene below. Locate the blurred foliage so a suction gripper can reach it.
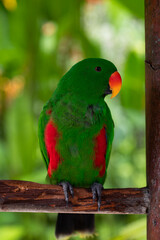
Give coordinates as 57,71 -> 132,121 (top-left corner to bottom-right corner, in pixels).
115,0 -> 144,19
0,0 -> 145,239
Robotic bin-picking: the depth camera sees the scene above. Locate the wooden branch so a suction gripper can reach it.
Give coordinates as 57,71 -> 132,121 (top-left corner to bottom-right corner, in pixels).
145,0 -> 160,239
0,180 -> 149,214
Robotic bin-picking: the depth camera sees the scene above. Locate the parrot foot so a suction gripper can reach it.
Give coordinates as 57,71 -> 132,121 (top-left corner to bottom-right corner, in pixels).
59,181 -> 74,205
91,182 -> 103,211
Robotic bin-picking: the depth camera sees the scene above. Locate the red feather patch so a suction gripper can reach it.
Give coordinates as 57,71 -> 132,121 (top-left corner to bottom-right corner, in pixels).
44,119 -> 60,177
94,126 -> 107,177
46,109 -> 52,115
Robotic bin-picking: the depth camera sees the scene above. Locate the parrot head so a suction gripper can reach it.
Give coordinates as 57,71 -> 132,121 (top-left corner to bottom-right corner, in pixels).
59,58 -> 122,102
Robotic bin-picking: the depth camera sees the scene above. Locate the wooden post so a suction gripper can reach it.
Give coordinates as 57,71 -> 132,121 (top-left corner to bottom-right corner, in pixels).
145,0 -> 160,239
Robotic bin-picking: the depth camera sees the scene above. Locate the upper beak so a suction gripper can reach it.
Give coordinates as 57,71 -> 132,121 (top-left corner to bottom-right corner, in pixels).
109,71 -> 122,99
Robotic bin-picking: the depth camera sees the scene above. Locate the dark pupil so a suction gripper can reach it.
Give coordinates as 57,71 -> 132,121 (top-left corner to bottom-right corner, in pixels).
95,66 -> 101,72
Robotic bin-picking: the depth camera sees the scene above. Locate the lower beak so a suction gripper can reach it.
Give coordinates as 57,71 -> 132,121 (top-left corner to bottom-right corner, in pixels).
109,71 -> 122,99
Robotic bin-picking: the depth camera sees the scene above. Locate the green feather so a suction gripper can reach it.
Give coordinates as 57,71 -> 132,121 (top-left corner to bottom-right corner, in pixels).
38,58 -> 116,187
38,104 -> 50,169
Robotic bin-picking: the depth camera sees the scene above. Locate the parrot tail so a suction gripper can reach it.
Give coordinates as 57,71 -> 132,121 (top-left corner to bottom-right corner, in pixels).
55,213 -> 95,239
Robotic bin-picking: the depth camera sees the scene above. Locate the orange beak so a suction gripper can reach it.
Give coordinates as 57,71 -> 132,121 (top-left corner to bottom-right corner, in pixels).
109,71 -> 122,99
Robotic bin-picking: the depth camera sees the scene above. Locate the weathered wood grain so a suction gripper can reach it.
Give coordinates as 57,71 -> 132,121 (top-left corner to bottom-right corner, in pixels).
145,0 -> 160,239
0,180 -> 149,214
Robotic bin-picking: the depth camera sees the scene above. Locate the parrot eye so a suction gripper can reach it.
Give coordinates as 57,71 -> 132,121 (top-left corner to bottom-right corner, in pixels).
95,66 -> 102,72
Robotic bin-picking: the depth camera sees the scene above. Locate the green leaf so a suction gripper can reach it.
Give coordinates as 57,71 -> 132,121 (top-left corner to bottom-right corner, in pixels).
114,0 -> 144,19
111,218 -> 146,240
5,94 -> 37,177
0,226 -> 23,240
120,51 -> 145,110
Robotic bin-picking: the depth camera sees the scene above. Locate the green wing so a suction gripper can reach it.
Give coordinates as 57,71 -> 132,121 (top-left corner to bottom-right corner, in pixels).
105,104 -> 114,170
38,105 -> 50,169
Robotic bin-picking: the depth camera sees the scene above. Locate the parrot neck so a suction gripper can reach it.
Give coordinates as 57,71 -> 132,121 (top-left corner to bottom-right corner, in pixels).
52,72 -> 106,104
51,89 -> 105,107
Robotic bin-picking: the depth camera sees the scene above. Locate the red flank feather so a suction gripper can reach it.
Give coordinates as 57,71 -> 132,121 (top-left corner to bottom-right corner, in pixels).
44,120 -> 60,177
94,127 -> 107,177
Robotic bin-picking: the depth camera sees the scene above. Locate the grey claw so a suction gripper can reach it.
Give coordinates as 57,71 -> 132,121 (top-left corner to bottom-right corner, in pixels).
59,181 -> 74,205
69,184 -> 74,198
91,186 -> 97,202
91,182 -> 103,211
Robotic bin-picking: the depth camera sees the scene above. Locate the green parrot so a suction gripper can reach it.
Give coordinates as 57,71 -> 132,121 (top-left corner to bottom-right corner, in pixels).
38,58 -> 122,239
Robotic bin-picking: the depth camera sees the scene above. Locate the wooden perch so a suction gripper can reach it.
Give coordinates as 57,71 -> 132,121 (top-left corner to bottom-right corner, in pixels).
0,180 -> 149,214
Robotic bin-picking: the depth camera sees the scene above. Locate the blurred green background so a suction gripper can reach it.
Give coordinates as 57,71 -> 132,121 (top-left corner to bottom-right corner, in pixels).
0,0 -> 146,239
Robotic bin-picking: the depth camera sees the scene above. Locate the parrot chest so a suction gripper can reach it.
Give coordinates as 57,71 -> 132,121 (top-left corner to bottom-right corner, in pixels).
47,124 -> 107,187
